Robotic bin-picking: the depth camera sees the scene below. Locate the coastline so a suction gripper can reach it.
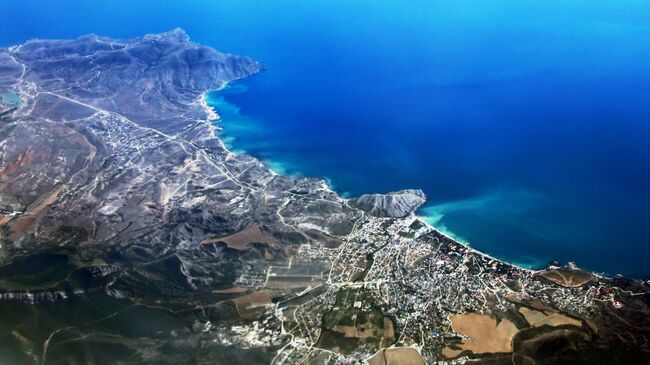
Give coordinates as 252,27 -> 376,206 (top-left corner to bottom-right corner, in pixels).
206,90 -> 343,192
201,87 -> 544,275
203,82 -> 642,279
3,29 -> 647,364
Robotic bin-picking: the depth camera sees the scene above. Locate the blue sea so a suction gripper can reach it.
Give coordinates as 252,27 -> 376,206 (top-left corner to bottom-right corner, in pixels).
3,1 -> 650,277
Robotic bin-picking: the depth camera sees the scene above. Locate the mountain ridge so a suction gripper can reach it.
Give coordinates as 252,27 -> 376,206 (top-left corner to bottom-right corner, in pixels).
0,30 -> 649,365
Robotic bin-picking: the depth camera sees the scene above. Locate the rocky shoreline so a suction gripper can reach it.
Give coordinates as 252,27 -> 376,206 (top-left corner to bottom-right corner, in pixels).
0,29 -> 649,364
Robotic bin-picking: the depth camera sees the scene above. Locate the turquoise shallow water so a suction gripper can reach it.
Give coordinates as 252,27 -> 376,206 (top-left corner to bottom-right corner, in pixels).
3,0 -> 650,277
0,92 -> 22,106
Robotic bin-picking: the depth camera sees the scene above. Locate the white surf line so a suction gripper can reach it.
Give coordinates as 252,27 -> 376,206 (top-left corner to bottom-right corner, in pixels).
415,212 -> 542,274
206,81 -> 539,278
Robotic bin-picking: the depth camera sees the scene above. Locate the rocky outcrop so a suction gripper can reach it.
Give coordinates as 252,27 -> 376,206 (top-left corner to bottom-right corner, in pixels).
2,30 -> 649,365
10,28 -> 263,133
0,29 -> 267,249
349,189 -> 426,218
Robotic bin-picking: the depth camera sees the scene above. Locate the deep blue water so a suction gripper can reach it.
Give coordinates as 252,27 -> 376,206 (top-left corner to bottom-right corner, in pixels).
3,1 -> 650,277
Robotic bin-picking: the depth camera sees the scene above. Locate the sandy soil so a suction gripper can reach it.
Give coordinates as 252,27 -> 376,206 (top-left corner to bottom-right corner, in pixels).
26,185 -> 65,214
540,268 -> 594,287
332,325 -> 360,338
201,224 -> 276,250
441,348 -> 463,359
0,215 -> 12,225
232,290 -> 272,309
213,287 -> 247,294
368,347 -> 426,365
0,149 -> 32,177
9,215 -> 37,239
445,313 -> 518,355
519,307 -> 582,328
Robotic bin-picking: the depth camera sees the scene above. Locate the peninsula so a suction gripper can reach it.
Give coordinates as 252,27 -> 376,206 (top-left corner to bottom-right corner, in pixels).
0,30 -> 649,365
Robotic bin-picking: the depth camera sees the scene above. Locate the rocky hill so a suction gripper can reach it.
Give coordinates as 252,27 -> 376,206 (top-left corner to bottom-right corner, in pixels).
0,30 -> 649,365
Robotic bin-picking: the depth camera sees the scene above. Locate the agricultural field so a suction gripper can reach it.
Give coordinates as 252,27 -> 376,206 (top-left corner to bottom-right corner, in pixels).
317,288 -> 395,354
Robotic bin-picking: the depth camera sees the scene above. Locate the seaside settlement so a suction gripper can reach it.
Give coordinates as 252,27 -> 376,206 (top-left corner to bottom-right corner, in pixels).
0,30 -> 649,364
215,212 -> 628,364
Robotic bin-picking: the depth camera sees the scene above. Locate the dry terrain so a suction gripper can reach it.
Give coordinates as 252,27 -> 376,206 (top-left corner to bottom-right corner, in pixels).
202,224 -> 276,250
443,313 -> 519,357
367,347 -> 426,365
539,267 -> 595,287
519,307 -> 582,328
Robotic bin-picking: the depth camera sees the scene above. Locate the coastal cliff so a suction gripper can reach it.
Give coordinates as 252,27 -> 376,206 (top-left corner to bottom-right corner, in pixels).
350,189 -> 426,218
0,30 -> 649,365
